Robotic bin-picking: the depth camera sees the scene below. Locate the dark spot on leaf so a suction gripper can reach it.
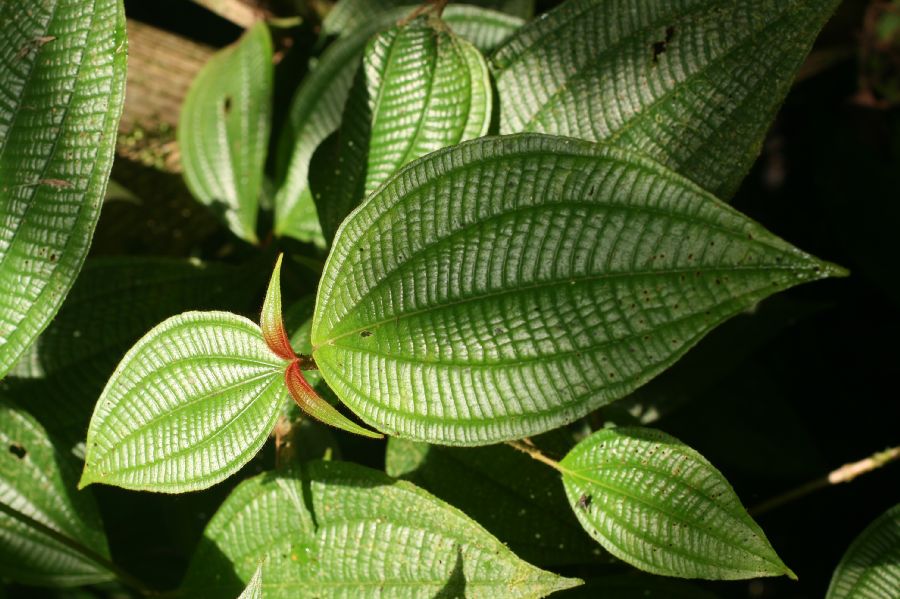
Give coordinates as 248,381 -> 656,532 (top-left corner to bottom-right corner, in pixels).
360,330 -> 372,338
577,494 -> 592,510
223,96 -> 233,114
651,26 -> 675,64
8,444 -> 26,459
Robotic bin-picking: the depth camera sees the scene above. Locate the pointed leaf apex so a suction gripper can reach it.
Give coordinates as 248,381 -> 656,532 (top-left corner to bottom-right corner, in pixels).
261,253 -> 297,361
285,361 -> 383,439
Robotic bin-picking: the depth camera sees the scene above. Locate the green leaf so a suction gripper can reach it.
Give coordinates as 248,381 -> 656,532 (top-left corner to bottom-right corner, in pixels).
385,433 -> 602,566
273,5 -> 522,244
238,564 -> 264,599
80,311 -> 289,493
311,17 -> 492,242
491,0 -> 841,198
0,0 -> 127,378
0,398 -> 113,586
3,257 -> 262,446
554,574 -> 719,598
181,460 -> 579,598
311,134 -> 845,445
559,426 -> 793,579
178,21 -> 273,243
827,503 -> 900,599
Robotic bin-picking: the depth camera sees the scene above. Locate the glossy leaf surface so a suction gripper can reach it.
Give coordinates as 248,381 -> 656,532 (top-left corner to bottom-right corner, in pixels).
560,427 -> 793,579
492,0 -> 841,198
178,22 -> 273,243
0,398 -> 112,586
0,0 -> 127,377
80,312 -> 289,493
312,134 -> 843,444
827,503 -> 900,599
181,460 -> 579,598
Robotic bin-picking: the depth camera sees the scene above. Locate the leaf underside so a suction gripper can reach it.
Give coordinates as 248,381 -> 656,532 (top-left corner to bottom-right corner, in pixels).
80,312 -> 289,493
0,0 -> 127,377
827,503 -> 900,599
560,427 -> 793,580
0,398 -> 112,586
181,460 -> 579,598
491,0 -> 842,198
312,134 -> 842,445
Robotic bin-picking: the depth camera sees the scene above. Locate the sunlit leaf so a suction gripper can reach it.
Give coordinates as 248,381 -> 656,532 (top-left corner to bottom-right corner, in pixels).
827,503 -> 900,599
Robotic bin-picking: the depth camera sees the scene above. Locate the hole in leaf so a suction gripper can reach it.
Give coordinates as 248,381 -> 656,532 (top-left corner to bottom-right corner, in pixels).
8,443 -> 26,459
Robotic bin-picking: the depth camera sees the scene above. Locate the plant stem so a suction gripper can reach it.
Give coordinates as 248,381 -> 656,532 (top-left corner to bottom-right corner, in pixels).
296,354 -> 317,370
505,439 -> 563,472
750,445 -> 900,516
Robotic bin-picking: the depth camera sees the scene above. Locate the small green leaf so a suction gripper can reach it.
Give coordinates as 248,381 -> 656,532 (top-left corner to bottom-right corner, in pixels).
0,398 -> 113,586
385,433 -> 602,566
238,564 -> 264,599
0,0 -> 127,377
181,461 -> 580,598
178,22 -> 273,243
827,502 -> 900,599
559,426 -> 794,580
311,17 -> 492,242
491,0 -> 841,198
312,134 -> 844,445
260,254 -> 297,361
80,311 -> 289,493
273,6 -> 522,244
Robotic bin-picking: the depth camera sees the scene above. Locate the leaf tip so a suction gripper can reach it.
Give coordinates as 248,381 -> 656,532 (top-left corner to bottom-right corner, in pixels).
261,253 -> 296,361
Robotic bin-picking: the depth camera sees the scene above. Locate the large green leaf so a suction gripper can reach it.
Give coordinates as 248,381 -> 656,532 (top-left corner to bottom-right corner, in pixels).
181,460 -> 579,598
555,574 -> 719,598
178,22 -> 273,244
311,134 -> 844,445
826,503 -> 900,599
0,398 -> 113,586
2,258 -> 262,446
273,6 -> 522,244
79,312 -> 289,493
311,16 -> 492,242
491,0 -> 841,198
385,434 -> 602,566
0,0 -> 127,378
559,427 -> 792,579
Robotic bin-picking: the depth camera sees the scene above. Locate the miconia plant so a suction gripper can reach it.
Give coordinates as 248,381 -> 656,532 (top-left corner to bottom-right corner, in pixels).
1,0 -> 895,597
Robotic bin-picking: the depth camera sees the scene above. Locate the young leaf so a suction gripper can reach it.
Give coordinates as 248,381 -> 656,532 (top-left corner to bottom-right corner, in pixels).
0,398 -> 113,586
273,6 -> 522,244
80,312 -> 289,493
559,427 -> 793,580
310,16 -> 492,243
385,434 -> 602,566
826,503 -> 900,599
312,134 -> 845,445
181,461 -> 580,598
260,254 -> 297,361
178,22 -> 273,243
4,258 -> 263,446
0,0 -> 127,378
491,0 -> 841,198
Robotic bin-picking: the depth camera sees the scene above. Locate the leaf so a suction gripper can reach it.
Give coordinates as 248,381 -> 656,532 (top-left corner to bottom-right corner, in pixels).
2,257 -> 263,446
311,134 -> 845,445
0,398 -> 113,586
385,433 -> 603,566
311,16 -> 492,242
238,564 -> 264,599
554,574 -> 720,598
181,460 -> 580,598
323,0 -> 533,37
0,0 -> 127,378
178,21 -> 273,243
559,426 -> 793,580
826,503 -> 900,599
79,311 -> 289,493
273,5 -> 522,244
491,0 -> 841,198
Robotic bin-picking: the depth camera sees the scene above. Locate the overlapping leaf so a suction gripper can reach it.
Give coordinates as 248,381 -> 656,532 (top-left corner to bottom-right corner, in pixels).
178,22 -> 273,243
491,0 -> 842,198
311,134 -> 844,445
0,0 -> 127,377
385,434 -> 601,566
0,398 -> 113,586
827,503 -> 900,599
273,6 -> 522,244
559,427 -> 793,579
181,460 -> 579,598
311,17 -> 492,242
238,564 -> 264,599
555,574 -> 719,598
80,312 -> 289,493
